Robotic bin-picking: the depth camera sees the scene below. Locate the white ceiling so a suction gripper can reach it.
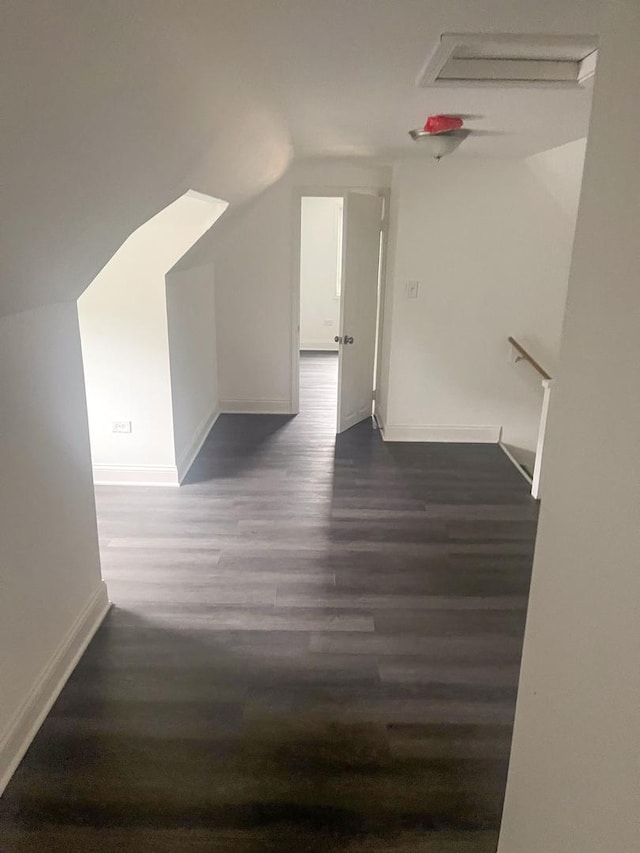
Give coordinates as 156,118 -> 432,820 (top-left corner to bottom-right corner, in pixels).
1,0 -> 604,314
238,0 -> 600,161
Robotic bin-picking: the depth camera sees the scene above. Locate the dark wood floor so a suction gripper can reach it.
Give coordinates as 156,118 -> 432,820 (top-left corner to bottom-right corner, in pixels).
0,352 -> 538,852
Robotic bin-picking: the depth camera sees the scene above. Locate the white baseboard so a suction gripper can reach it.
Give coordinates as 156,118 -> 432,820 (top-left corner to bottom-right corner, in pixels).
300,343 -> 339,352
381,424 -> 501,443
499,442 -> 534,486
92,464 -> 180,487
176,405 -> 220,483
0,582 -> 110,796
92,406 -> 221,487
220,399 -> 294,415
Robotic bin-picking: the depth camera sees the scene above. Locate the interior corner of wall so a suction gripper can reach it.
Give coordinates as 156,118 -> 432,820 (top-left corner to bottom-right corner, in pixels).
175,403 -> 221,484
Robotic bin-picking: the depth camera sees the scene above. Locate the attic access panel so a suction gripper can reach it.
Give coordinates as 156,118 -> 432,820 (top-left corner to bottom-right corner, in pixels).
418,34 -> 598,88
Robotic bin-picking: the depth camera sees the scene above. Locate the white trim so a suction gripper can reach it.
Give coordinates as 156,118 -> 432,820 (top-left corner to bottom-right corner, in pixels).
290,187 -> 304,415
499,442 -> 534,486
300,343 -> 339,352
417,33 -> 458,86
92,464 -> 180,487
0,582 -> 110,796
418,33 -> 599,89
334,199 -> 344,297
95,404 -> 221,491
176,405 -> 220,483
373,407 -> 385,433
381,424 -> 501,443
531,378 -> 554,500
220,399 -> 293,415
578,49 -> 598,86
291,185 -> 391,425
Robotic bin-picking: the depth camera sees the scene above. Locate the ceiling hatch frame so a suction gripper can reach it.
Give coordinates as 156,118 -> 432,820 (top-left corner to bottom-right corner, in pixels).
418,33 -> 598,89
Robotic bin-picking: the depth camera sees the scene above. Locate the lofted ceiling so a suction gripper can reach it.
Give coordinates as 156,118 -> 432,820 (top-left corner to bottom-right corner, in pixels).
1,0 -> 604,316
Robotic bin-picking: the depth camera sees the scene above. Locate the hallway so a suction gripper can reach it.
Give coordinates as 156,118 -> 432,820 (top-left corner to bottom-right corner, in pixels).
0,353 -> 538,852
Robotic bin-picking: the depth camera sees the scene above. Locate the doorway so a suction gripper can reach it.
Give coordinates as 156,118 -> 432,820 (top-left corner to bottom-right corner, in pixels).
299,196 -> 343,354
294,190 -> 386,434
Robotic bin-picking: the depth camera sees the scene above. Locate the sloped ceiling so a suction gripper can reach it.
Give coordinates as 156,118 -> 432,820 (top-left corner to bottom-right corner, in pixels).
1,0 -> 602,316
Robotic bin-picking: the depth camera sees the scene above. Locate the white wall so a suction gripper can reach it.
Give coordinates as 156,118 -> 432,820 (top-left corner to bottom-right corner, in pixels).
203,160 -> 390,412
0,303 -> 108,793
378,156 -> 582,464
526,137 -> 588,222
499,3 -> 640,850
166,262 -> 220,479
78,192 -> 226,484
212,177 -> 296,413
300,196 -> 343,351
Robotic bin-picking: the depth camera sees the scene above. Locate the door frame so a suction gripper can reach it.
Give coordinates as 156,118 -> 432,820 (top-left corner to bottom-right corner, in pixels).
290,185 -> 391,417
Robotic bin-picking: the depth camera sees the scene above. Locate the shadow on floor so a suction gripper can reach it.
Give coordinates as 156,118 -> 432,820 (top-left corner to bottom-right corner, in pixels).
183,415 -> 297,485
0,609 -> 501,853
0,354 -> 536,852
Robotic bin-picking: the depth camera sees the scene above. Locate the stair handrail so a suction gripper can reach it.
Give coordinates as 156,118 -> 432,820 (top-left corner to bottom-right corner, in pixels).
507,336 -> 552,381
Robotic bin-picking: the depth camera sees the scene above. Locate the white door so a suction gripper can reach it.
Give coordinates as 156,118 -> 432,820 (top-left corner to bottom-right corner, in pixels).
337,192 -> 383,433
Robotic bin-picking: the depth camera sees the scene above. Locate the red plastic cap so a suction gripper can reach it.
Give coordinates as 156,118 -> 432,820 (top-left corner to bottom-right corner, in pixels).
423,115 -> 464,134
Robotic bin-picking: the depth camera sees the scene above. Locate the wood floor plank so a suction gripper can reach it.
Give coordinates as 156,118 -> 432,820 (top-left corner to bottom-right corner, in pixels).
0,352 -> 538,852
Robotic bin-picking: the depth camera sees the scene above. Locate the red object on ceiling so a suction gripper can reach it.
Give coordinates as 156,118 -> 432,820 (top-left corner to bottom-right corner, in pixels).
423,115 -> 464,134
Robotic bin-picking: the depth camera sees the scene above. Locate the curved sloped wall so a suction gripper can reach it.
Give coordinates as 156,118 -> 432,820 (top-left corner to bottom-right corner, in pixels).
0,4 -> 292,319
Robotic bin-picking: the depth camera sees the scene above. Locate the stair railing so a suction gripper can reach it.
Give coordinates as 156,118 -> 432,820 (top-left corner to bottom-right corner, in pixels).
508,337 -> 553,500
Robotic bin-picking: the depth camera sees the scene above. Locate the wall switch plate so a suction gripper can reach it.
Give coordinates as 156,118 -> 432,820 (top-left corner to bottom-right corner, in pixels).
323,319 -> 334,326
112,420 -> 132,434
406,280 -> 420,299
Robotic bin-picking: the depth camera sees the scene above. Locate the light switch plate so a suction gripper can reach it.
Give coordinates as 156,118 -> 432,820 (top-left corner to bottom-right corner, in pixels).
406,280 -> 420,299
